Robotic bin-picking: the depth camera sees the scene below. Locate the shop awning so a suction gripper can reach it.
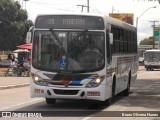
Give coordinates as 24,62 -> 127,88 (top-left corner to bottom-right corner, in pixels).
17,43 -> 32,50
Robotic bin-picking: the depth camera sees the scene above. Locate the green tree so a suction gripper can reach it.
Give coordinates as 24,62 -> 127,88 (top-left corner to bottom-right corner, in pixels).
0,0 -> 33,51
139,36 -> 154,45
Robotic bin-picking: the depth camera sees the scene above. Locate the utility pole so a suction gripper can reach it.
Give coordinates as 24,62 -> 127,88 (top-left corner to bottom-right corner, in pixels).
136,6 -> 157,28
76,5 -> 88,12
87,0 -> 89,13
150,20 -> 159,49
23,0 -> 29,10
112,6 -> 119,13
77,0 -> 89,13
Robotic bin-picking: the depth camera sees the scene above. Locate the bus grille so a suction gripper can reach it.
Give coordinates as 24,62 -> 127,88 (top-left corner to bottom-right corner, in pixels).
53,89 -> 79,95
49,83 -> 83,86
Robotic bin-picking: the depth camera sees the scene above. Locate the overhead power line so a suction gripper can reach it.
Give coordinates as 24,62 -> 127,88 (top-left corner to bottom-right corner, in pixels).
27,0 -> 81,12
89,1 -> 102,14
28,0 -> 79,6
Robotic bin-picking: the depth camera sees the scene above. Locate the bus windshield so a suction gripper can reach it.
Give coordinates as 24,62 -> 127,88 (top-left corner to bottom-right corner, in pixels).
144,52 -> 160,61
32,30 -> 105,73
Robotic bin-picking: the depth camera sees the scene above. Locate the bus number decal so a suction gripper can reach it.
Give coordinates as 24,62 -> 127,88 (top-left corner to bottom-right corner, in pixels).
34,88 -> 44,93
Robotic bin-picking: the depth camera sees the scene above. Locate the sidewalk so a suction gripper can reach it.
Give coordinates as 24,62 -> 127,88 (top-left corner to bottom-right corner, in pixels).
0,77 -> 30,90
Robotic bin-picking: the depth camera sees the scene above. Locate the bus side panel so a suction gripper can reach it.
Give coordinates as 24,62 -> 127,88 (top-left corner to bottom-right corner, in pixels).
106,76 -> 113,99
131,57 -> 138,86
113,55 -> 138,95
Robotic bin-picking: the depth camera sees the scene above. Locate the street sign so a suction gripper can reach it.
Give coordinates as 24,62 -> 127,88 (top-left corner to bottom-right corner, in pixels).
155,26 -> 160,30
154,26 -> 160,41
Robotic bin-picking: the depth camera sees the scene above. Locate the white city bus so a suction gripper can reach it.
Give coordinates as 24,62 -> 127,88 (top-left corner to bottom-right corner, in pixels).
144,49 -> 160,71
28,13 -> 138,105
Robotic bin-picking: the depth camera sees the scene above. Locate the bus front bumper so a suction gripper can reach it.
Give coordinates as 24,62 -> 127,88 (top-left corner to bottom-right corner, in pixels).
30,82 -> 108,101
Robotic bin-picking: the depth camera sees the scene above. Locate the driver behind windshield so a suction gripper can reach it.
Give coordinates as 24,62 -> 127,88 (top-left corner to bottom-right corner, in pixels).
84,41 -> 100,54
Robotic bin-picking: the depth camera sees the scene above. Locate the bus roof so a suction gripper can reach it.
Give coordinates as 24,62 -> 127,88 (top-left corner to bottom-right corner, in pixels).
105,16 -> 136,31
144,49 -> 160,52
35,13 -> 105,18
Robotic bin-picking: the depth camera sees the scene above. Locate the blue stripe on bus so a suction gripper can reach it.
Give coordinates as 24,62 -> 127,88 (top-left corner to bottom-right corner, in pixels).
70,79 -> 81,84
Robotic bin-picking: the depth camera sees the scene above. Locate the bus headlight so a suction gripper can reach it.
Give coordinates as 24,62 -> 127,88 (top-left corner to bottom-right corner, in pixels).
86,77 -> 104,88
31,73 -> 48,86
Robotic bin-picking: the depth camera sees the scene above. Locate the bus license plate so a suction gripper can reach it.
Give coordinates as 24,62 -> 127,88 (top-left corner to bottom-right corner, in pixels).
87,92 -> 100,96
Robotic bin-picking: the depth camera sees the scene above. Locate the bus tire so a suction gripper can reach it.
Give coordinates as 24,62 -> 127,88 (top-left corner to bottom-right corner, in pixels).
112,76 -> 116,97
46,98 -> 56,104
100,98 -> 111,106
123,72 -> 131,96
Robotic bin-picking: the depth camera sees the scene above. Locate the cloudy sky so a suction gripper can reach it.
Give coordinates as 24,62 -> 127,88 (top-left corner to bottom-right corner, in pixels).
17,0 -> 160,44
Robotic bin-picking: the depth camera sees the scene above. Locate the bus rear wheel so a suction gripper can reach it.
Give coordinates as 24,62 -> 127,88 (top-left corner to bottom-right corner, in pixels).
123,82 -> 130,96
123,74 -> 131,96
46,98 -> 56,104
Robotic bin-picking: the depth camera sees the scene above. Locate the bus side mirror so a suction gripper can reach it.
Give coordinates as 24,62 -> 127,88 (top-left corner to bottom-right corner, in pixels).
26,32 -> 32,43
109,33 -> 113,44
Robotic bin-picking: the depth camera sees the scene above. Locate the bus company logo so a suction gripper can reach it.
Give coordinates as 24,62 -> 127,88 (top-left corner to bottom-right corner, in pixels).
64,82 -> 69,87
2,112 -> 12,117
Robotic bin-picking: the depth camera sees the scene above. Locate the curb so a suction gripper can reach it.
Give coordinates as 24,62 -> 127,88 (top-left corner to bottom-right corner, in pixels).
0,83 -> 30,90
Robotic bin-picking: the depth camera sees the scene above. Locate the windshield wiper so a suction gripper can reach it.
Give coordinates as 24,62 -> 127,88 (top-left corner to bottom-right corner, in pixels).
49,28 -> 62,47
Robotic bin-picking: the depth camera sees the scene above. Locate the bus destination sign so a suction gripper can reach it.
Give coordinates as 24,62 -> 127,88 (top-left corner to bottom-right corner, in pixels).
35,15 -> 104,30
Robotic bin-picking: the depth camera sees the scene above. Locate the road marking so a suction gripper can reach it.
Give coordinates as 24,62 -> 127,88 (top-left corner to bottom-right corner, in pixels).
0,98 -> 43,111
82,117 -> 92,120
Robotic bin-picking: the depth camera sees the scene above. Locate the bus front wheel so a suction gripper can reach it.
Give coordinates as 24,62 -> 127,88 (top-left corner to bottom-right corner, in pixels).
46,98 -> 56,104
100,98 -> 111,106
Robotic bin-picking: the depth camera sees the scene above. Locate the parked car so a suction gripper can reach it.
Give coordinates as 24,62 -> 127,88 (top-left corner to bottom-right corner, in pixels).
139,57 -> 144,66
